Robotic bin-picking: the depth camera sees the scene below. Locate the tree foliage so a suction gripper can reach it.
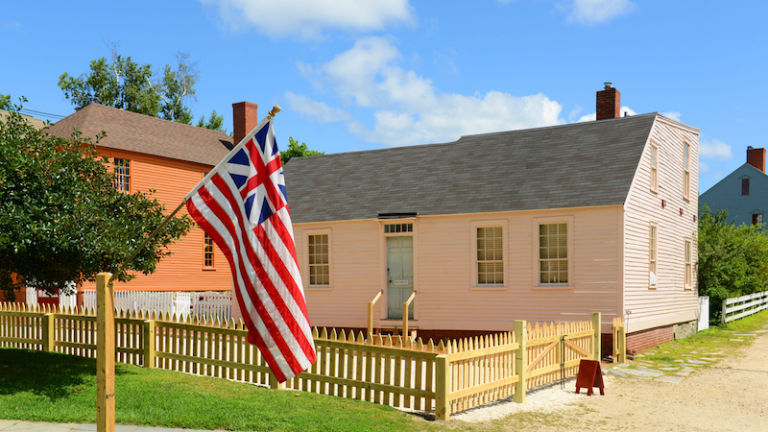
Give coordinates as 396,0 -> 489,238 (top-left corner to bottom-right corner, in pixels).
698,206 -> 768,322
0,94 -> 10,111
280,137 -> 324,164
0,105 -> 192,294
58,50 -> 220,128
196,109 -> 225,132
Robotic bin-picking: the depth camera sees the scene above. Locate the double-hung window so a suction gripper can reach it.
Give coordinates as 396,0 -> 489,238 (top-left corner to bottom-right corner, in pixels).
683,143 -> 690,201
113,158 -> 130,192
539,223 -> 568,285
650,144 -> 658,193
203,233 -> 215,269
476,226 -> 503,285
684,239 -> 692,289
649,224 -> 657,288
308,234 -> 330,287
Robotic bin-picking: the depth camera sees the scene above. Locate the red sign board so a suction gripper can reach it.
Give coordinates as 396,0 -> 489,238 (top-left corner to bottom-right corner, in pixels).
575,359 -> 605,396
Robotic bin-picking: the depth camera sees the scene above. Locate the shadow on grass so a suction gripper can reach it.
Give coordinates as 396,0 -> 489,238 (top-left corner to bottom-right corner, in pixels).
0,348 -> 131,400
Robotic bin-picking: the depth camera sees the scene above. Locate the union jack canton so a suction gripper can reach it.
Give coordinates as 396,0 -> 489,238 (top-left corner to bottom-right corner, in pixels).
185,120 -> 316,382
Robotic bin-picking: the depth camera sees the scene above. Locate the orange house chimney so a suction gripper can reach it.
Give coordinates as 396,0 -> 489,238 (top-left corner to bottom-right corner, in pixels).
747,146 -> 766,173
232,102 -> 259,145
596,82 -> 621,120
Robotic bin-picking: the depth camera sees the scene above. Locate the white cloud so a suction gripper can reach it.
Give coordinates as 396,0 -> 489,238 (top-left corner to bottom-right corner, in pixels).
284,91 -> 351,123
201,0 -> 413,39
661,111 -> 681,122
567,0 -> 635,25
700,139 -> 733,160
576,106 -> 636,122
291,37 -> 564,146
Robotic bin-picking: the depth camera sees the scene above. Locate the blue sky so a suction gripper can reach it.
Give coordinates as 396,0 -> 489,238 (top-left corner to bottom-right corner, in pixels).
2,0 -> 766,193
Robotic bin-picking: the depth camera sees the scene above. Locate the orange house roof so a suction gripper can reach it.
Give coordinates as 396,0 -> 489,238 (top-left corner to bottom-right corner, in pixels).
47,103 -> 232,165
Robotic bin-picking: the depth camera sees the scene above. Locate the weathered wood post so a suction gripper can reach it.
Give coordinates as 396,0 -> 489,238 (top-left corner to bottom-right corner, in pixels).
41,313 -> 55,352
143,319 -> 156,369
269,371 -> 285,390
434,354 -> 450,420
97,272 -> 115,432
592,312 -> 601,361
513,320 -> 527,403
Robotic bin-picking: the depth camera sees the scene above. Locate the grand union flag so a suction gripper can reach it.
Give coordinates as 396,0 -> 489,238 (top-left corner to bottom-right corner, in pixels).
185,118 -> 316,382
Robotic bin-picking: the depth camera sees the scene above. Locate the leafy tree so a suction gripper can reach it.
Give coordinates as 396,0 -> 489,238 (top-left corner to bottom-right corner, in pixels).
0,94 -> 10,111
280,137 -> 324,164
0,105 -> 192,295
698,206 -> 768,322
58,50 -> 198,124
197,109 -> 225,132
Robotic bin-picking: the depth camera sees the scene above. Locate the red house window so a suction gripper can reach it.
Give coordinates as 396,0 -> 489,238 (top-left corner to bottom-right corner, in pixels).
113,158 -> 131,192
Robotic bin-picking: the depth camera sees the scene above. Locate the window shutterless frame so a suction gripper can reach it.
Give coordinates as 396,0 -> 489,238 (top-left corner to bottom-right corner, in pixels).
306,230 -> 331,288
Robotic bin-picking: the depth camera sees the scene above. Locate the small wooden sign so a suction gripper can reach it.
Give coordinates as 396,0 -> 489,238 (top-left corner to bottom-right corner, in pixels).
575,359 -> 605,396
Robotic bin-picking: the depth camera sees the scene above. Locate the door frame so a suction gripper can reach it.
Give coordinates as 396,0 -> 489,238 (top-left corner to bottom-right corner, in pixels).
378,219 -> 418,323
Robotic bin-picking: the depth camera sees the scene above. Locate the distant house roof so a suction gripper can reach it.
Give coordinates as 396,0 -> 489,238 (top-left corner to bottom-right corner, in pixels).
283,113 -> 661,223
0,109 -> 46,129
47,103 -> 232,166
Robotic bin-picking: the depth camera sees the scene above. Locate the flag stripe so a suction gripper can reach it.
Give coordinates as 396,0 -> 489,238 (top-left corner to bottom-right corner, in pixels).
186,194 -> 291,381
254,222 -> 315,358
185,119 -> 316,382
190,186 -> 299,378
198,179 -> 307,374
262,213 -> 311,320
210,173 -> 314,361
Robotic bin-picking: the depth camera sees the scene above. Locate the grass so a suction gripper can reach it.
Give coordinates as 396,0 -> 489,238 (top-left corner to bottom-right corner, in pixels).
625,309 -> 768,371
0,348 -> 431,432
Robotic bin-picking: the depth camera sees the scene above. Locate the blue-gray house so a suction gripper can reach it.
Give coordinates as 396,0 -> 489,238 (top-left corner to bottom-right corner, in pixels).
700,147 -> 768,225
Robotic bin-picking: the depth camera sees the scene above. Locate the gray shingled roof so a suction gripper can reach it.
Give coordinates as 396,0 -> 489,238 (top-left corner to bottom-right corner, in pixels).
47,103 -> 232,166
283,113 -> 659,223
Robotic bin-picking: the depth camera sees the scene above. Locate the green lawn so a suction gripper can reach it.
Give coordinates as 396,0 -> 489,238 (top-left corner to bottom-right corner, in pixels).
0,349 -> 429,432
630,309 -> 768,368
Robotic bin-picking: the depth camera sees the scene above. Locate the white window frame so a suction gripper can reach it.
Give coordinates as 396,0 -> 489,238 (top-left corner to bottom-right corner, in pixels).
471,221 -> 507,289
649,142 -> 659,194
683,141 -> 691,201
305,229 -> 332,289
684,238 -> 692,290
532,216 -> 574,288
649,223 -> 657,289
113,158 -> 131,192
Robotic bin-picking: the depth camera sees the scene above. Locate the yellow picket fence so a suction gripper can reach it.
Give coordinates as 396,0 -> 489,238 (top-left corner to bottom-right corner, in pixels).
0,303 -> 622,420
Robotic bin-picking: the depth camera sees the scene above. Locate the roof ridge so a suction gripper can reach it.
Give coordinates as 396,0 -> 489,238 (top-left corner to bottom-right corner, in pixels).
82,103 -> 231,139
288,113 -> 660,163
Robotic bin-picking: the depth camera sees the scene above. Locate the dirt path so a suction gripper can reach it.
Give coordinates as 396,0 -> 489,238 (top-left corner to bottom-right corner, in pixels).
451,328 -> 768,431
570,331 -> 768,432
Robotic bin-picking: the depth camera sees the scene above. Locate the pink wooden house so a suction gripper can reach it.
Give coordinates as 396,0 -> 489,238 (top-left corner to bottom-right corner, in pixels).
282,84 -> 700,353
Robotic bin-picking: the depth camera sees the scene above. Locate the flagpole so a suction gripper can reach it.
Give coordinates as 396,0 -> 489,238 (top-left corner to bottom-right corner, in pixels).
111,104 -> 282,281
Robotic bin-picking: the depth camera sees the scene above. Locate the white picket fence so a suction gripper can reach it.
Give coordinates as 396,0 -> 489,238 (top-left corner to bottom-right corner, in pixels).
722,291 -> 768,323
25,288 -> 231,321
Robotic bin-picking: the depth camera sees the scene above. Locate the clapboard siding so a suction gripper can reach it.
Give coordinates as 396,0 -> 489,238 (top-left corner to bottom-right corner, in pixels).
622,116 -> 699,333
295,206 -> 622,332
80,147 -> 232,292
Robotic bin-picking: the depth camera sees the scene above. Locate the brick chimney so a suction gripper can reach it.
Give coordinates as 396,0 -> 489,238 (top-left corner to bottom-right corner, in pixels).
596,82 -> 621,120
747,146 -> 766,173
232,102 -> 259,145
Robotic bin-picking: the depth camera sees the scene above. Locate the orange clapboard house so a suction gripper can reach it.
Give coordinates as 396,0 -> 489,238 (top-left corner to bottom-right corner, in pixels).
47,102 -> 262,295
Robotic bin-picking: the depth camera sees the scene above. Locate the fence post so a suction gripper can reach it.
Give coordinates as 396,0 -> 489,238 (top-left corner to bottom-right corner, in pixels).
96,272 -> 115,432
269,371 -> 285,390
513,320 -> 527,403
434,354 -> 450,420
592,312 -> 601,361
143,319 -> 156,369
41,313 -> 55,352
721,300 -> 728,324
